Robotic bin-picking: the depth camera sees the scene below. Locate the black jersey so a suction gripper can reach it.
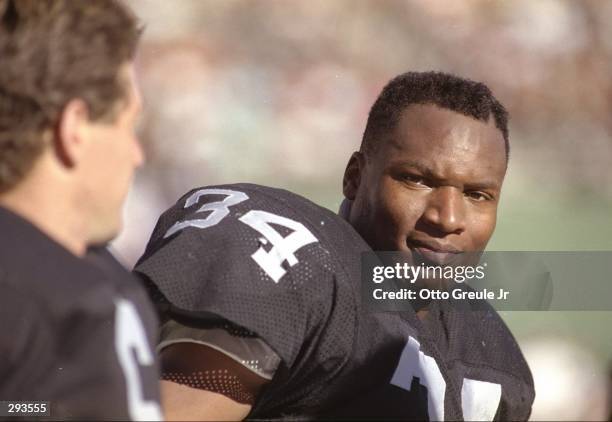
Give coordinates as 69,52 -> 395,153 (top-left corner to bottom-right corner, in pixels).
0,207 -> 162,420
135,183 -> 532,420
419,297 -> 534,421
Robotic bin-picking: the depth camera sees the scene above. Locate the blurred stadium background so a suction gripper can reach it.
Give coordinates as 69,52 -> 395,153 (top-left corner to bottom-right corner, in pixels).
114,1 -> 612,419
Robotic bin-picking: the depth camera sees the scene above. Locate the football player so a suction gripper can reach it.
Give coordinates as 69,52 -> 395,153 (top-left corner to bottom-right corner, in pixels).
135,71 -> 534,421
342,71 -> 535,419
135,183 -> 462,420
0,1 -> 161,419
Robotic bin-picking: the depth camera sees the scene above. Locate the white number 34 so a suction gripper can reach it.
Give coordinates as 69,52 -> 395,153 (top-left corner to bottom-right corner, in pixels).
164,188 -> 318,283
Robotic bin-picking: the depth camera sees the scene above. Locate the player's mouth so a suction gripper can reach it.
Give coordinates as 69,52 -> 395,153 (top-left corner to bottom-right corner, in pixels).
407,239 -> 462,266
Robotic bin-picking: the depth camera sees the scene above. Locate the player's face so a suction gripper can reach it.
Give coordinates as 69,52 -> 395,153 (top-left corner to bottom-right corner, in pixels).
345,104 -> 507,264
83,63 -> 144,244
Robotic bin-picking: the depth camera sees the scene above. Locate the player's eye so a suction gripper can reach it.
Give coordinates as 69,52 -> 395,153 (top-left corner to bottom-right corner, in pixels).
465,191 -> 493,202
401,173 -> 429,188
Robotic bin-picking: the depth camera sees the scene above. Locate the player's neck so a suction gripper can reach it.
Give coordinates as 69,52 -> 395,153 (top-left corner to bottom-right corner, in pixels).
0,173 -> 88,257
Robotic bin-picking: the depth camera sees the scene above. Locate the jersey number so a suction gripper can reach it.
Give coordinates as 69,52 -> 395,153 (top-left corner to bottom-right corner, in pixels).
164,188 -> 318,283
392,336 -> 501,421
114,299 -> 163,421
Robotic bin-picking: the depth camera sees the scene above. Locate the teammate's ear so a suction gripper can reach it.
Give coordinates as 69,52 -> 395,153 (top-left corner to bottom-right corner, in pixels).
54,98 -> 91,167
343,151 -> 364,201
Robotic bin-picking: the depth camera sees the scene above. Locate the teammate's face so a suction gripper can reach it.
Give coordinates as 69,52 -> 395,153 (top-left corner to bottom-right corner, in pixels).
344,104 -> 507,263
82,63 -> 144,244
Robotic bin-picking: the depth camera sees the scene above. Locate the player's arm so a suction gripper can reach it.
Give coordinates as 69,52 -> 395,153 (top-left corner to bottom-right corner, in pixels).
157,319 -> 279,421
160,380 -> 251,421
161,380 -> 248,421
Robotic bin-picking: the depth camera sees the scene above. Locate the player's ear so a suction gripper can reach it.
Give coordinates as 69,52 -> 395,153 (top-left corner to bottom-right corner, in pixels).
343,151 -> 364,201
54,98 -> 91,167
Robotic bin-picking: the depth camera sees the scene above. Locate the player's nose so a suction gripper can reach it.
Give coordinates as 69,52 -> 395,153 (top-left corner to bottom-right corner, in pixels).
421,186 -> 466,236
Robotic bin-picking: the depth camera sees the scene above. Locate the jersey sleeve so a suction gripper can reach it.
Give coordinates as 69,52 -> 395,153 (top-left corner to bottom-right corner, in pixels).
133,187 -> 347,371
135,218 -> 337,371
134,185 -> 366,416
156,317 -> 281,405
158,318 -> 281,380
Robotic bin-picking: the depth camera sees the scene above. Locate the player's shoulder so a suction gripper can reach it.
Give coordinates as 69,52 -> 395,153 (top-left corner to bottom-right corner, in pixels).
0,281 -> 49,333
461,301 -> 531,371
86,247 -> 160,326
134,183 -> 368,366
476,306 -> 533,382
473,307 -> 535,419
135,182 -> 370,300
141,183 -> 367,255
0,207 -> 124,319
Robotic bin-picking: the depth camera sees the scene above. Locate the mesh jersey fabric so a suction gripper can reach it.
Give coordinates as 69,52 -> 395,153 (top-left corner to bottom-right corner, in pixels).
135,183 -> 532,420
419,296 -> 534,420
0,207 -> 162,420
158,318 -> 281,379
135,183 -> 470,420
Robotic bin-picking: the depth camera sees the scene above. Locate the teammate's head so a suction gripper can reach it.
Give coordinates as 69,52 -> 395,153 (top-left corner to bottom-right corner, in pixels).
0,0 -> 143,246
343,71 -> 508,260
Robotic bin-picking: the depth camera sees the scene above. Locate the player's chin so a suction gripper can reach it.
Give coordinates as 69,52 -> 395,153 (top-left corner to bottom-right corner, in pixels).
90,212 -> 123,246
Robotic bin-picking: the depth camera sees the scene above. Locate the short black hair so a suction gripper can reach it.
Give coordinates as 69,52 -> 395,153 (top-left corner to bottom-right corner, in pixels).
360,71 -> 509,160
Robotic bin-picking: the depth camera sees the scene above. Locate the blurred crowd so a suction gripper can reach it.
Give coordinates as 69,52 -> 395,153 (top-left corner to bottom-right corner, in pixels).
112,2 -> 612,419
114,0 -> 612,264
113,0 -> 612,263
